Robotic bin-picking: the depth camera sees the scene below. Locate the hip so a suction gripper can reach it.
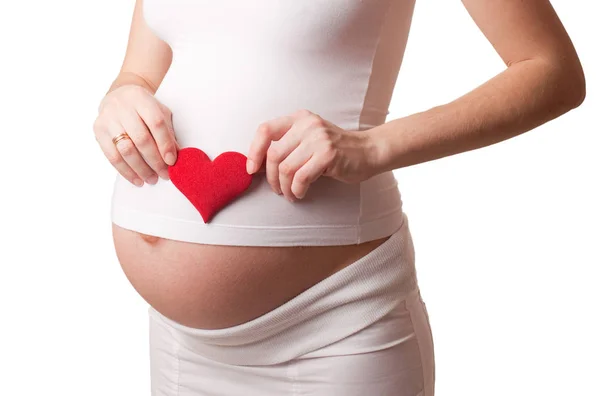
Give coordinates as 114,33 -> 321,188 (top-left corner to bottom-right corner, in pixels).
148,288 -> 434,396
145,217 -> 432,394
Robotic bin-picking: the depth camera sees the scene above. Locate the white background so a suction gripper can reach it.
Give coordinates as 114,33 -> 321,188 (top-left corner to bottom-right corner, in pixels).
0,1 -> 597,395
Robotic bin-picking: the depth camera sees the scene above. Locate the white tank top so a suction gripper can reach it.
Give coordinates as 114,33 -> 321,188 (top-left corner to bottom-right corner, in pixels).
111,0 -> 416,246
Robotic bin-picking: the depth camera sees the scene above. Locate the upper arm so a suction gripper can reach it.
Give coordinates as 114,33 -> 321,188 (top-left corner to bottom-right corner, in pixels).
120,0 -> 173,92
461,0 -> 585,84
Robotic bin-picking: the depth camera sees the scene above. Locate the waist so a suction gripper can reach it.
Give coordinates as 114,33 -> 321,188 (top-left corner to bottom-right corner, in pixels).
111,171 -> 404,247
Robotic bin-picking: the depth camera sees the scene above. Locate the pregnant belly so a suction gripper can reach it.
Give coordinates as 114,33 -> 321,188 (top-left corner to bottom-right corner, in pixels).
112,223 -> 389,330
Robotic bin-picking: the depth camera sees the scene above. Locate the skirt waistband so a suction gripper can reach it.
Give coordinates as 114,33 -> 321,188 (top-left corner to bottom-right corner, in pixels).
148,212 -> 418,366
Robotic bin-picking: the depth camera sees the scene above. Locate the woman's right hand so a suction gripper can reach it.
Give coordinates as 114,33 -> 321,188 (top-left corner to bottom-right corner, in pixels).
93,84 -> 179,187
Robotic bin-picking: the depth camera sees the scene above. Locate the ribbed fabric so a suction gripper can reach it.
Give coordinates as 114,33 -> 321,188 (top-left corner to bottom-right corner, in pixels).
147,213 -> 418,366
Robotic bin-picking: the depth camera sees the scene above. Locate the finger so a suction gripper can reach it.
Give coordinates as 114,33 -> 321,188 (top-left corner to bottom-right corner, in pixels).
96,129 -> 143,187
118,107 -> 168,181
137,97 -> 178,166
275,138 -> 313,200
291,152 -> 330,199
157,101 -> 179,164
246,115 -> 296,174
266,154 -> 281,195
255,161 -> 267,173
265,123 -> 307,194
108,120 -> 157,184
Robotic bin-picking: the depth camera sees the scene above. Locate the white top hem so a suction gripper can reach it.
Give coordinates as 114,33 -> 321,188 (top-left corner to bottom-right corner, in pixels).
111,204 -> 406,247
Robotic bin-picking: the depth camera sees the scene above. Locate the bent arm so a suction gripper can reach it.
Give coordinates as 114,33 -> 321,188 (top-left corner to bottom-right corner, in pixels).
371,0 -> 586,172
104,0 -> 173,99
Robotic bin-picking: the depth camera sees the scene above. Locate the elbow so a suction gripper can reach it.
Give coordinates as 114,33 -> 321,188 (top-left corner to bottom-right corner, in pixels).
557,59 -> 586,110
570,70 -> 586,109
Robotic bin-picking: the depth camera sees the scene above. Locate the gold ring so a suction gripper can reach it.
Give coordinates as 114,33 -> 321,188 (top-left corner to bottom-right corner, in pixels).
112,132 -> 131,146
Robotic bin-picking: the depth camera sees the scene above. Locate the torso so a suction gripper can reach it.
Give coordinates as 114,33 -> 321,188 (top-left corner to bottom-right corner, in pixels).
110,0 -> 416,329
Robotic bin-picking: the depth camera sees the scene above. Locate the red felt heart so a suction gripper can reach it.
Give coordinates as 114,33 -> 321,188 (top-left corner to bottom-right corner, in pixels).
168,147 -> 253,223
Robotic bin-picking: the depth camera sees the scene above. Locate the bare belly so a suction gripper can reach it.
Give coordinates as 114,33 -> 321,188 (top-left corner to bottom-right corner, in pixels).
112,223 -> 390,330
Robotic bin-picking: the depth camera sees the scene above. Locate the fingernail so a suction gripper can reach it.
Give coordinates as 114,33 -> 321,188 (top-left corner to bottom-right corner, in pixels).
246,159 -> 256,174
133,178 -> 144,187
165,152 -> 176,166
147,174 -> 158,184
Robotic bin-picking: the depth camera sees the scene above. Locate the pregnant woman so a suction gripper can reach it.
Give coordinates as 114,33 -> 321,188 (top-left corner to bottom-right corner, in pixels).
93,1 -> 584,395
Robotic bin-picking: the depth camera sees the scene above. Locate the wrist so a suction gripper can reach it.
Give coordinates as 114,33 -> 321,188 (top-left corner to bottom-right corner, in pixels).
98,73 -> 155,113
109,71 -> 157,95
363,125 -> 393,176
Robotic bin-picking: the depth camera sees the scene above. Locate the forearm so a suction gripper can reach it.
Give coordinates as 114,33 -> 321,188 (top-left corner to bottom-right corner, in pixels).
371,58 -> 585,172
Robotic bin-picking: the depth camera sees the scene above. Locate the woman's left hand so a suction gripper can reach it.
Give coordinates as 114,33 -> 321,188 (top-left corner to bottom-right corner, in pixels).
246,109 -> 383,202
